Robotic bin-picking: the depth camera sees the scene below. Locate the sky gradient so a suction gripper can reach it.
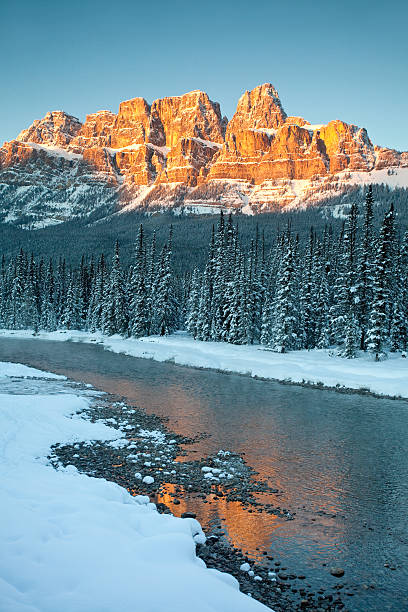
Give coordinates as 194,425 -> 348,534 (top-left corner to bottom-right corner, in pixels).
2,0 -> 407,150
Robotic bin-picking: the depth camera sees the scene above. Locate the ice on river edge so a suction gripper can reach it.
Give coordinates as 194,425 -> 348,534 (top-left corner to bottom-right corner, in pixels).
1,329 -> 408,399
0,361 -> 269,612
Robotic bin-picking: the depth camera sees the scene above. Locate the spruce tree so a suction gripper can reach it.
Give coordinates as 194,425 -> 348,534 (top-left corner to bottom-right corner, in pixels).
270,237 -> 299,353
129,225 -> 149,337
211,212 -> 226,341
389,230 -> 408,351
40,260 -> 57,331
357,185 -> 375,349
101,242 -> 128,336
8,249 -> 26,329
186,268 -> 201,338
367,203 -> 397,359
151,231 -> 177,336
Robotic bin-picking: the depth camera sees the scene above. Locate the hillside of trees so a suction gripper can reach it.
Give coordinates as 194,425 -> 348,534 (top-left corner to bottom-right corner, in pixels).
0,183 -> 407,275
1,186 -> 407,360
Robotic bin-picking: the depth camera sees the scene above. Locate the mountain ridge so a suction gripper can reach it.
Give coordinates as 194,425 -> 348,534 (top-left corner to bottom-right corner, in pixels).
1,83 -> 407,228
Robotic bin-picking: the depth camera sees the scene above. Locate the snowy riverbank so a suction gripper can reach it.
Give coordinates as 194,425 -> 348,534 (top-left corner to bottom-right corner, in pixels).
1,329 -> 408,399
0,361 -> 268,612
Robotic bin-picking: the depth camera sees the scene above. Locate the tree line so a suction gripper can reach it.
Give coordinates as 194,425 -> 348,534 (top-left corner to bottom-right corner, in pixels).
187,188 -> 407,359
1,186 -> 407,360
0,227 -> 178,339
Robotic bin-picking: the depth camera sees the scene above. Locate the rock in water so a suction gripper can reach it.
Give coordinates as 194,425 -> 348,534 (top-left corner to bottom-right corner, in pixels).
330,567 -> 345,577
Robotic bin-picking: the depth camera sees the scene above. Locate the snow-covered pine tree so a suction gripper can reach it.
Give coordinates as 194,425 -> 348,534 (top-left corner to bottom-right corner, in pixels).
111,241 -> 128,335
270,236 -> 299,353
60,274 -> 82,330
195,225 -> 215,341
78,256 -> 92,328
260,233 -> 283,347
128,225 -> 149,337
367,203 -> 397,360
389,230 -> 408,351
219,214 -> 238,342
186,268 -> 201,338
252,229 -> 267,343
2,258 -> 13,328
316,265 -> 331,349
8,249 -> 26,329
210,212 -> 226,341
239,257 -> 252,345
244,238 -> 259,345
145,230 -> 157,334
178,271 -> 190,331
0,255 -> 8,328
87,254 -> 106,332
330,202 -> 360,354
101,242 -> 128,336
357,185 -> 375,349
343,311 -> 360,358
196,262 -> 213,341
22,254 -> 40,331
54,258 -> 67,327
315,231 -> 332,350
299,228 -> 316,349
151,230 -> 178,336
227,252 -> 246,344
130,273 -> 148,337
40,259 -> 57,331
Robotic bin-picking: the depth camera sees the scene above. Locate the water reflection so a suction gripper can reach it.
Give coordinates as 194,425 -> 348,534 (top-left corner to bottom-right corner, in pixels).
1,338 -> 408,610
154,483 -> 282,562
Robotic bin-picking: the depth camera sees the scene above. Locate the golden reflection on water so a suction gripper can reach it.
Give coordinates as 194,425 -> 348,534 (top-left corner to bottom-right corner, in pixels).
153,483 -> 346,561
88,373 -> 346,558
153,482 -> 286,560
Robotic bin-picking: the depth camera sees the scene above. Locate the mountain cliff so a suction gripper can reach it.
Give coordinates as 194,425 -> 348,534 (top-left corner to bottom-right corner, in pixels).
1,84 -> 407,227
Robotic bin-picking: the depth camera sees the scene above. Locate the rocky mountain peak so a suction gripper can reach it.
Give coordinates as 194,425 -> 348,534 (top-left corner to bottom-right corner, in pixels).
111,97 -> 151,148
227,83 -> 287,136
149,90 -> 224,148
16,111 -> 82,147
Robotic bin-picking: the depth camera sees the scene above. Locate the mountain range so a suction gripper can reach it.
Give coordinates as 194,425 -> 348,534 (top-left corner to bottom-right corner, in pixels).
1,83 -> 407,228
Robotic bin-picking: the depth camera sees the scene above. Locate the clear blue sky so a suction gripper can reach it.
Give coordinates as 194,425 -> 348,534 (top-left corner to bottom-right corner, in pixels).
2,0 -> 407,150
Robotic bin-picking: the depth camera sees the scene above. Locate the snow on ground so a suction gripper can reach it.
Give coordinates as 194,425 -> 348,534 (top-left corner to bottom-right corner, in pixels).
1,329 -> 408,399
0,361 -> 65,380
0,361 -> 268,612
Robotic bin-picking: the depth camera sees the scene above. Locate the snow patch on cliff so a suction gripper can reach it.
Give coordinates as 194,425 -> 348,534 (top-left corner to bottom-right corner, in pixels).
18,141 -> 83,160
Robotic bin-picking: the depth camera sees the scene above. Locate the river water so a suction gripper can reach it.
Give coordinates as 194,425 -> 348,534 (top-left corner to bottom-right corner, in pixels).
1,337 -> 407,611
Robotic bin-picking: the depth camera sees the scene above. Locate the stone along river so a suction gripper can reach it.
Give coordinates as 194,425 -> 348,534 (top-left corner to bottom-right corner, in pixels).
1,337 -> 407,611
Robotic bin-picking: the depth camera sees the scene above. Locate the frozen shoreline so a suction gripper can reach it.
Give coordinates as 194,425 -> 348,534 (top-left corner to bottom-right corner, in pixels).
0,360 -> 268,612
1,329 -> 408,399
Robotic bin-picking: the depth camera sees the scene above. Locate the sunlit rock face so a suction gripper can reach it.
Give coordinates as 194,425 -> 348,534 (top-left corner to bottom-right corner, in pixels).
1,83 -> 407,226
208,122 -> 329,183
149,90 -> 225,147
16,111 -> 82,147
72,111 -> 117,150
226,83 -> 287,136
317,120 -> 376,173
374,145 -> 408,170
111,98 -> 151,148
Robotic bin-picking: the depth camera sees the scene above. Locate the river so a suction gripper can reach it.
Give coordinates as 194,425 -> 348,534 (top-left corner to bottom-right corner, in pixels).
1,337 -> 407,611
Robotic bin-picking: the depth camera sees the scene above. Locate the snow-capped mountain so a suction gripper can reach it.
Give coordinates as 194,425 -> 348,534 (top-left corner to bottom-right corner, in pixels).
1,83 -> 407,227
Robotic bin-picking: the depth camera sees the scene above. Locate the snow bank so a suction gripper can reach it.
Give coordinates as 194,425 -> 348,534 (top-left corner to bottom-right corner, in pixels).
101,334 -> 408,398
0,361 -> 267,612
1,329 -> 407,399
0,360 -> 66,380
